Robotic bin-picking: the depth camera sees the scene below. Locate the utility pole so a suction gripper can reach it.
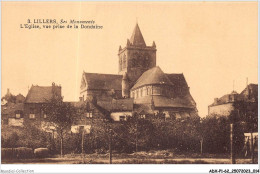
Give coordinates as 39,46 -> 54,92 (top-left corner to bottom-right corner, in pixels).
135,118 -> 138,152
82,128 -> 85,163
109,128 -> 112,164
230,124 -> 236,164
250,132 -> 254,163
200,138 -> 203,154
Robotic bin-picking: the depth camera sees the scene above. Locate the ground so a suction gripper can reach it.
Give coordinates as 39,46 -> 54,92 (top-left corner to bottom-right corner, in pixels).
2,151 -> 257,164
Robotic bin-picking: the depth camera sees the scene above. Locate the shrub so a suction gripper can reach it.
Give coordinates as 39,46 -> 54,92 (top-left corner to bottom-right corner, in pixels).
1,148 -> 14,159
1,147 -> 34,159
34,148 -> 49,158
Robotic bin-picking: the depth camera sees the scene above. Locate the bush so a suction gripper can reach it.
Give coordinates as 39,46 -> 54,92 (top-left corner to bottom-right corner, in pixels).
1,147 -> 34,159
34,148 -> 49,158
1,132 -> 19,148
1,148 -> 13,159
1,125 -> 49,149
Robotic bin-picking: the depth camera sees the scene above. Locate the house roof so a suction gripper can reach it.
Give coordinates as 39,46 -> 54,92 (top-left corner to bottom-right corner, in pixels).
25,85 -> 61,103
134,95 -> 195,109
134,104 -> 154,115
130,23 -> 146,47
240,83 -> 258,101
97,98 -> 134,112
83,72 -> 122,91
132,66 -> 174,90
65,101 -> 85,108
209,84 -> 258,106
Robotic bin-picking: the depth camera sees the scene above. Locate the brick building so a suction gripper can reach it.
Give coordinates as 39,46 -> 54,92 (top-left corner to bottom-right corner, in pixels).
23,83 -> 62,127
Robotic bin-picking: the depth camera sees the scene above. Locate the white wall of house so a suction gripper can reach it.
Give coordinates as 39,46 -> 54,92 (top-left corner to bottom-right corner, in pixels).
71,125 -> 91,134
110,112 -> 132,121
8,118 -> 24,127
208,103 -> 234,117
41,121 -> 57,133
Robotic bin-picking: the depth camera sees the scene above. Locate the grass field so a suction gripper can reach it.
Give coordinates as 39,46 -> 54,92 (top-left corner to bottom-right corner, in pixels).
2,150 -> 257,164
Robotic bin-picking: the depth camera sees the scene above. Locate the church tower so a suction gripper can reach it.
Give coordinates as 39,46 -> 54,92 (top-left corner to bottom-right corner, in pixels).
118,23 -> 157,86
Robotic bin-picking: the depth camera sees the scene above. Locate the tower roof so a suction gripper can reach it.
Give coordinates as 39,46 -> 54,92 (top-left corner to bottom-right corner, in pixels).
129,23 -> 146,47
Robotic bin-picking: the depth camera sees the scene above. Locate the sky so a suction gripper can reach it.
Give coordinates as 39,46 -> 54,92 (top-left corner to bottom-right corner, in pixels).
1,2 -> 258,117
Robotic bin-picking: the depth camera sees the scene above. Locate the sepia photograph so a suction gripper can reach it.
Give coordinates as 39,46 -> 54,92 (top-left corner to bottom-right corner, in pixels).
1,1 -> 259,173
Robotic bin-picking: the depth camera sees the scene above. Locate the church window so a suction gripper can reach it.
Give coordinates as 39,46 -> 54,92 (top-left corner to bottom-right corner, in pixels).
122,55 -> 126,69
136,89 -> 139,98
140,88 -> 143,97
119,57 -> 122,71
153,86 -> 161,95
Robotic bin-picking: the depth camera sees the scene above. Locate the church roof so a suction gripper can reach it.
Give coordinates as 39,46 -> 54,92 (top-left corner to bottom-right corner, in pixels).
166,73 -> 189,90
25,85 -> 61,103
97,98 -> 134,112
134,95 -> 195,109
83,72 -> 122,91
130,23 -> 146,47
131,66 -> 174,90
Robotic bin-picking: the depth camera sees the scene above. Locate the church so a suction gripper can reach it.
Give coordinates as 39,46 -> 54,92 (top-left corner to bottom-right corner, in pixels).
80,23 -> 198,119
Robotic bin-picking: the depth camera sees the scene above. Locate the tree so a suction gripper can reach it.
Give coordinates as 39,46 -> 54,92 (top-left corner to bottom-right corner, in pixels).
1,93 -> 16,103
43,97 -> 77,157
125,113 -> 154,152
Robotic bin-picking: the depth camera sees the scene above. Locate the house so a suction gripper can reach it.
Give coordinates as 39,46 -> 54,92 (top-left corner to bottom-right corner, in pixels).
23,82 -> 62,127
1,89 -> 25,104
97,98 -> 134,121
208,84 -> 258,118
1,89 -> 26,127
1,102 -> 24,127
70,98 -> 134,133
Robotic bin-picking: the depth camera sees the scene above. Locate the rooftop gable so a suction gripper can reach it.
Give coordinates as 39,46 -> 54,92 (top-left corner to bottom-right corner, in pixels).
25,85 -> 61,103
83,72 -> 122,91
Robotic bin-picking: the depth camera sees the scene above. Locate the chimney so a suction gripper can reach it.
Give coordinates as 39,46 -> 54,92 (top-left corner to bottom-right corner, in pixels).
91,95 -> 97,105
79,97 -> 83,102
7,88 -> 10,95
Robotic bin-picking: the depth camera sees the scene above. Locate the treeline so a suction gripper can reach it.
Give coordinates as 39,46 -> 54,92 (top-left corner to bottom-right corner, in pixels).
2,114 -> 249,156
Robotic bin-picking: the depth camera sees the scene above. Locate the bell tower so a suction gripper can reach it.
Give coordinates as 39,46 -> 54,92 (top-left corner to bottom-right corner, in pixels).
118,23 -> 157,86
